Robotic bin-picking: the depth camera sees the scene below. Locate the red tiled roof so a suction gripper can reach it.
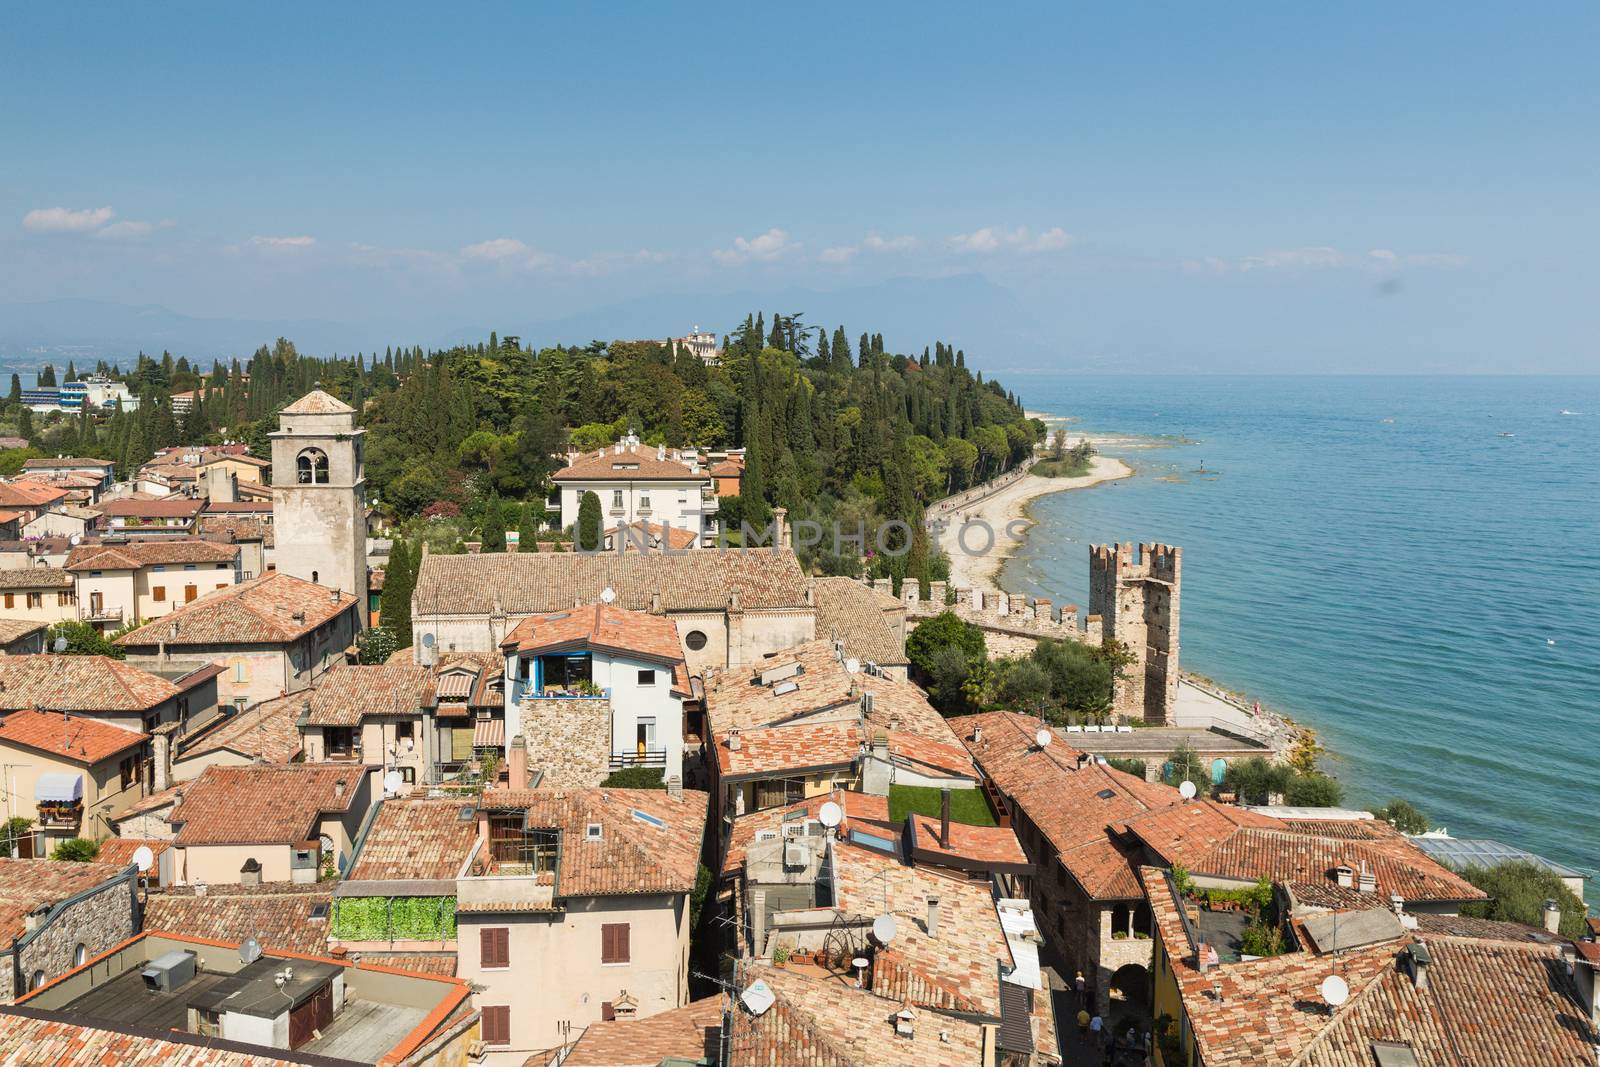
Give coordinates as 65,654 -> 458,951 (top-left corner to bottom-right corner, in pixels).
305,662 -> 430,727
475,788 -> 707,898
0,709 -> 147,764
716,720 -> 861,779
181,694 -> 303,763
605,520 -> 700,551
554,445 -> 705,482
0,567 -> 75,589
20,457 -> 113,470
722,792 -> 892,876
0,654 -> 185,712
500,602 -> 686,667
0,1013 -> 300,1064
142,883 -> 333,956
905,814 -> 1029,868
116,572 -> 357,647
352,952 -> 457,977
170,764 -> 365,846
98,498 -> 205,518
346,799 -> 479,881
0,858 -> 130,941
95,837 -> 171,868
0,482 -> 68,508
562,994 -> 723,1066
66,538 -> 239,571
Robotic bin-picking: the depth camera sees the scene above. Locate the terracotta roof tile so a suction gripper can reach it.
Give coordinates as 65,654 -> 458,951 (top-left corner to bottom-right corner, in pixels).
170,764 -> 365,846
715,719 -> 861,779
0,618 -> 47,643
116,572 -> 358,647
604,520 -> 700,551
0,858 -> 130,941
475,788 -> 707,898
351,952 -> 457,977
346,799 -> 479,881
808,576 -> 908,667
67,538 -> 239,570
413,548 -> 810,615
0,654 -> 185,712
0,481 -> 69,508
280,388 -> 353,414
97,497 -> 205,518
500,603 -> 687,668
0,567 -> 75,589
722,792 -> 892,877
143,883 -> 332,955
95,837 -> 171,869
562,994 -> 723,1066
0,709 -> 147,764
305,662 -> 431,727
20,457 -> 113,470
0,1013 -> 298,1065
181,694 -> 303,763
554,444 -> 705,482
905,815 -> 1029,868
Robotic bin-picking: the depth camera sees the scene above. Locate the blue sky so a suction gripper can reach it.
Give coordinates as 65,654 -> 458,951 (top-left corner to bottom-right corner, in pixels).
3,3 -> 1596,371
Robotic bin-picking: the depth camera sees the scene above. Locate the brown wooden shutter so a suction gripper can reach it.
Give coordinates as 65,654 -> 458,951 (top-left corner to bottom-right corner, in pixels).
482,1005 -> 510,1045
601,922 -> 631,964
480,927 -> 509,968
601,1001 -> 615,1021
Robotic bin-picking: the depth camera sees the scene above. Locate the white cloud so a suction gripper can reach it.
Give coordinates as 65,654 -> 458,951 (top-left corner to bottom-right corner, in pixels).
249,235 -> 316,249
949,225 -> 1073,254
1368,248 -> 1468,270
23,206 -> 115,232
459,237 -> 555,270
712,228 -> 796,266
93,219 -> 173,241
820,232 -> 920,264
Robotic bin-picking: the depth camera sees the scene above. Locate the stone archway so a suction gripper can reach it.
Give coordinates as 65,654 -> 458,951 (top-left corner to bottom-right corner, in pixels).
1108,962 -> 1151,1018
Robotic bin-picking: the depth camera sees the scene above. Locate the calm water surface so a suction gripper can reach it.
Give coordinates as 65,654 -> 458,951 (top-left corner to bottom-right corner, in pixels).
1003,375 -> 1600,899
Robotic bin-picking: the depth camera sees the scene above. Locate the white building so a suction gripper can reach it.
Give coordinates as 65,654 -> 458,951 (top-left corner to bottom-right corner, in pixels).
672,326 -> 720,365
552,436 -> 716,546
500,602 -> 688,785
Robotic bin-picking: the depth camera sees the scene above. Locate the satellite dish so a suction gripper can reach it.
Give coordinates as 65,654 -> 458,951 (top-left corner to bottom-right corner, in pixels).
818,801 -> 843,828
383,770 -> 404,795
131,845 -> 155,872
69,533 -> 82,546
1179,780 -> 1198,800
872,913 -> 898,945
421,632 -> 436,648
239,937 -> 263,965
1320,974 -> 1350,1007
1035,728 -> 1052,749
53,637 -> 69,653
740,978 -> 775,1016
600,586 -> 617,604
844,658 -> 860,674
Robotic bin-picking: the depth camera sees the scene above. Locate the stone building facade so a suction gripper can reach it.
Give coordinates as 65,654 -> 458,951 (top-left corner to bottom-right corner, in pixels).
0,864 -> 138,1002
269,388 -> 369,610
515,697 -> 613,788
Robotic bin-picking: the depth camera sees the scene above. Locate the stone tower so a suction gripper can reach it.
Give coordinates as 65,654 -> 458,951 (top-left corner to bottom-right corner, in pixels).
1088,542 -> 1181,723
270,389 -> 368,614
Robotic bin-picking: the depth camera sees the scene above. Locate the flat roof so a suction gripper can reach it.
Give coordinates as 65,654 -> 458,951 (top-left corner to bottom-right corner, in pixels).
1411,835 -> 1585,879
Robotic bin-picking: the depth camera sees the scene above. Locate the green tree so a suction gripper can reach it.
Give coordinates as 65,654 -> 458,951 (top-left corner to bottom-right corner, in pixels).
47,621 -> 126,659
577,491 -> 603,551
517,502 -> 540,551
1163,742 -> 1208,787
1032,638 -> 1115,719
905,612 -> 987,714
480,492 -> 507,552
1223,757 -> 1293,805
17,406 -> 34,442
51,837 -> 100,862
1,816 -> 32,857
1373,798 -> 1429,834
7,374 -> 20,403
1460,860 -> 1588,938
379,540 -> 414,647
356,627 -> 401,664
1284,772 -> 1345,807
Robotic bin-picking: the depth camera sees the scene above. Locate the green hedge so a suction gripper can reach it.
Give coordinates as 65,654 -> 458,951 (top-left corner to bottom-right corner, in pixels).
332,896 -> 457,941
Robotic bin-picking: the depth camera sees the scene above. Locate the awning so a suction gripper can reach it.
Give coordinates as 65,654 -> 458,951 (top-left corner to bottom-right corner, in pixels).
435,672 -> 473,699
473,718 -> 505,748
36,773 -> 84,804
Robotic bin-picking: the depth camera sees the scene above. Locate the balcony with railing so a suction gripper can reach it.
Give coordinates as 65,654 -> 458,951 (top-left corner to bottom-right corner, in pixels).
80,604 -> 123,625
608,748 -> 667,771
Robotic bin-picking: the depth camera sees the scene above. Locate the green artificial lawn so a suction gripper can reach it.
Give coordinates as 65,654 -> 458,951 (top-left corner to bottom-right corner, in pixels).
888,785 -> 998,827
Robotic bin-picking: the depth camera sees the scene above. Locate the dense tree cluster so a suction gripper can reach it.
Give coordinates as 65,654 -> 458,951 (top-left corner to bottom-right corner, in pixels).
3,316 -> 1040,595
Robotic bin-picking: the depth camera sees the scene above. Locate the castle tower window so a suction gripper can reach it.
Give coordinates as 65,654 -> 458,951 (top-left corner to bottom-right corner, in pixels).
296,447 -> 330,484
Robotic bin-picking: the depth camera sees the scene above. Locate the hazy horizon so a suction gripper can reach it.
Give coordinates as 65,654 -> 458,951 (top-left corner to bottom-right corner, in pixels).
4,4 -> 1596,374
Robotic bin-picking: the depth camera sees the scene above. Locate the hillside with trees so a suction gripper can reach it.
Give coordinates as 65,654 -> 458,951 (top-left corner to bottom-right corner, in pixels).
1,315 -> 1041,591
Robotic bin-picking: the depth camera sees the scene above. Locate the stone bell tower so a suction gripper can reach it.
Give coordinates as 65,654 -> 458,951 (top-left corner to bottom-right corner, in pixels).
270,388 -> 368,615
1088,542 -> 1181,723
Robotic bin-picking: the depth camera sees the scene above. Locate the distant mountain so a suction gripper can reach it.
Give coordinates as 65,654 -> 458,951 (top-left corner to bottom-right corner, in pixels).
0,298 -> 380,368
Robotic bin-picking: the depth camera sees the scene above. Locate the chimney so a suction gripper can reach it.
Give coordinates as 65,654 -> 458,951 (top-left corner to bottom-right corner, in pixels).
1405,942 -> 1431,990
1357,864 -> 1376,893
334,778 -> 346,801
152,729 -> 172,792
727,729 -> 741,752
666,774 -> 683,800
926,897 -> 941,938
871,730 -> 889,762
1335,865 -> 1354,889
772,507 -> 788,548
649,591 -> 663,615
507,736 -> 528,790
750,888 -> 767,957
939,789 -> 951,849
1543,898 -> 1562,934
1197,941 -> 1210,974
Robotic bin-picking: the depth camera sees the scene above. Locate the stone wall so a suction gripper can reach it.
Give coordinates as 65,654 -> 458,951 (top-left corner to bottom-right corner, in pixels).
520,697 -> 612,788
2,870 -> 136,1002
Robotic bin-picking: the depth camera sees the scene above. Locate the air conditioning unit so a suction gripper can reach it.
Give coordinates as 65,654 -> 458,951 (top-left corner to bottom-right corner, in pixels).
784,843 -> 809,870
142,950 -> 197,993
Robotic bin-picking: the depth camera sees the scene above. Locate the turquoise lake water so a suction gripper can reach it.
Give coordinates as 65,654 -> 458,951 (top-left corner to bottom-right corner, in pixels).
1002,375 -> 1600,898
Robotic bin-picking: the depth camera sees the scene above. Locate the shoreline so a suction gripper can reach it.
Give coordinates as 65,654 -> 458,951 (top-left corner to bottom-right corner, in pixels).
938,452 -> 1134,589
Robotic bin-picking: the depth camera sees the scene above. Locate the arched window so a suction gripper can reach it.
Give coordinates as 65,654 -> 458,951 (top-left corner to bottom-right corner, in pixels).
74,943 -> 87,967
296,448 -> 330,485
684,630 -> 708,652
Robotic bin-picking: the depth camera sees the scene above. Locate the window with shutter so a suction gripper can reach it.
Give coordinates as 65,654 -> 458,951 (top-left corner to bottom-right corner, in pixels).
601,1001 -> 615,1021
480,927 -> 509,969
482,1005 -> 510,1045
601,922 -> 630,964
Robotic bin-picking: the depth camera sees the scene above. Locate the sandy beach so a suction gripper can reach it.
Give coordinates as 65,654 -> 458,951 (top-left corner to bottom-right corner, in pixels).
937,453 -> 1134,589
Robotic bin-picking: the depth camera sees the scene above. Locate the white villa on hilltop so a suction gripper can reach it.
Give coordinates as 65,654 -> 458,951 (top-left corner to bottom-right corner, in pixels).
552,435 -> 718,546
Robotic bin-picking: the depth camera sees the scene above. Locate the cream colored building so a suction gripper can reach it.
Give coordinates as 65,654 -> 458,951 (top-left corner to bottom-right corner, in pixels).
552,438 -> 718,546
66,539 -> 241,630
269,389 -> 368,607
0,710 -> 150,848
0,567 -> 77,624
167,763 -> 376,885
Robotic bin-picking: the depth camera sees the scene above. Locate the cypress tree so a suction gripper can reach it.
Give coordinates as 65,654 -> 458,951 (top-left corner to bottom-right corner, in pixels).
480,492 -> 507,552
518,502 -> 539,551
18,406 -> 34,443
577,491 -> 603,551
7,374 -> 20,402
379,540 -> 414,648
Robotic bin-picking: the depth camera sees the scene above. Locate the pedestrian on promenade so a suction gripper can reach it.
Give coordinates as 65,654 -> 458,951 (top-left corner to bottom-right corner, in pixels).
1089,1014 -> 1103,1043
1074,971 -> 1086,1007
1076,1008 -> 1090,1041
